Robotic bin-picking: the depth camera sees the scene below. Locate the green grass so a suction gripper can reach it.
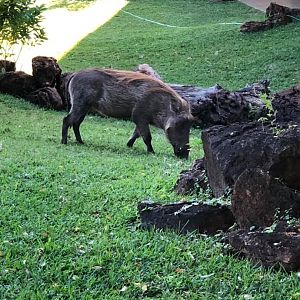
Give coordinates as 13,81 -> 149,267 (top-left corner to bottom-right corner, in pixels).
1,0 -> 300,299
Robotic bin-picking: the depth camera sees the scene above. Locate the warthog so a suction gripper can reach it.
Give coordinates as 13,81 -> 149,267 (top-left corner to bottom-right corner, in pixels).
61,68 -> 194,158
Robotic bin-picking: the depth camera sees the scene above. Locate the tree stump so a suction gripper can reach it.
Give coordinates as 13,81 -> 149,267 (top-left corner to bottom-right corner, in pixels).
272,85 -> 300,123
32,56 -> 62,88
232,168 -> 300,228
227,224 -> 300,271
138,201 -> 235,234
202,122 -> 300,197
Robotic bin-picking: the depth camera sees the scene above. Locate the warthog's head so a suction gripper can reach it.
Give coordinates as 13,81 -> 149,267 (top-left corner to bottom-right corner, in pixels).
165,115 -> 193,159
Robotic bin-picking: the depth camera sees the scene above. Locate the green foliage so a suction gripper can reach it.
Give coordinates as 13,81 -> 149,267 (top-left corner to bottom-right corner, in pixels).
0,0 -> 46,60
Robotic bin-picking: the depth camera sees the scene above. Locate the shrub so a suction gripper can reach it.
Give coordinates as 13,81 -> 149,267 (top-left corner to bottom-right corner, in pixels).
0,0 -> 47,61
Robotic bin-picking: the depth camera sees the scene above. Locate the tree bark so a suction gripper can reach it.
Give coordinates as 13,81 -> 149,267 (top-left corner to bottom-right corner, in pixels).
241,3 -> 300,33
228,224 -> 300,271
272,84 -> 300,123
202,122 -> 300,197
174,158 -> 210,195
232,168 -> 300,228
138,201 -> 235,235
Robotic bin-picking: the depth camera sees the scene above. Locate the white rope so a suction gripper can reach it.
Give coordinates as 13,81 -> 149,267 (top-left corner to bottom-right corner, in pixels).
122,10 -> 243,28
287,15 -> 300,22
122,10 -> 188,28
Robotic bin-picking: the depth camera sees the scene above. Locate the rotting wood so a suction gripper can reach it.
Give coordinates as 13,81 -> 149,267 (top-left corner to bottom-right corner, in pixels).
138,201 -> 235,235
241,2 -> 300,33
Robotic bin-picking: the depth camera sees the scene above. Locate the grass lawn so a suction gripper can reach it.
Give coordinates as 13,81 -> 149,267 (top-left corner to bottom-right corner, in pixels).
1,0 -> 300,299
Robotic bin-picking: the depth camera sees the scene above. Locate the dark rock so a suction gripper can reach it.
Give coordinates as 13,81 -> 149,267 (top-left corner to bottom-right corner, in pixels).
174,158 -> 209,195
138,201 -> 235,234
232,168 -> 300,228
227,225 -> 300,271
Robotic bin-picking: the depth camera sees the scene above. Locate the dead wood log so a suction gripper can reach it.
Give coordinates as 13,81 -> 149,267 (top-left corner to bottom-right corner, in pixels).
26,87 -> 64,110
202,122 -> 300,198
227,224 -> 300,271
241,3 -> 300,33
272,84 -> 300,123
232,168 -> 300,228
0,60 -> 16,73
0,71 -> 39,97
0,56 -> 64,110
138,201 -> 235,234
174,158 -> 210,195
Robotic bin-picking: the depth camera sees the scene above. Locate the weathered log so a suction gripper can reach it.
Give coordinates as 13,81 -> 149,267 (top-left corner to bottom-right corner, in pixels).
32,56 -> 62,88
266,3 -> 300,20
26,87 -> 64,110
272,84 -> 300,123
138,201 -> 235,234
174,158 -> 210,195
241,3 -> 300,33
202,122 -> 300,197
135,64 -> 268,128
0,71 -> 39,97
232,168 -> 300,228
0,56 -> 64,110
227,224 -> 300,271
0,60 -> 16,73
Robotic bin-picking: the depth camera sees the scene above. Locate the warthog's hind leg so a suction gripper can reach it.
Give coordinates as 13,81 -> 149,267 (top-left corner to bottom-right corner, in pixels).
73,114 -> 86,144
127,126 -> 140,148
61,115 -> 71,144
61,109 -> 87,144
136,122 -> 154,154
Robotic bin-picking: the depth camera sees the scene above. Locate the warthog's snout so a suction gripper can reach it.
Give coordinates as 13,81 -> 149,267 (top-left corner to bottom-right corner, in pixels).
174,144 -> 190,159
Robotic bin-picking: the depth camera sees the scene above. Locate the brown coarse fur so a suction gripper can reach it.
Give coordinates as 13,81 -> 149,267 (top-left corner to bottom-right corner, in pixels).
61,68 -> 194,158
